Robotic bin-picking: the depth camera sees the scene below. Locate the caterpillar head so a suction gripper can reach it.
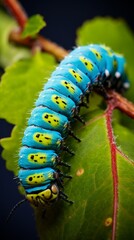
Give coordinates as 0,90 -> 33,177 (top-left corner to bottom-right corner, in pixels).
26,183 -> 59,207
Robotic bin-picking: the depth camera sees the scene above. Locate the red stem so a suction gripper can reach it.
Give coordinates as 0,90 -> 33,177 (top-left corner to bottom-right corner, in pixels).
105,103 -> 118,240
107,90 -> 134,119
4,0 -> 28,29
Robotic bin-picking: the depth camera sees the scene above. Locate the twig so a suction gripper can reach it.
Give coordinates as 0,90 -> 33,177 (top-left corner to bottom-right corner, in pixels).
9,30 -> 68,60
107,90 -> 134,118
3,0 -> 68,60
4,0 -> 27,29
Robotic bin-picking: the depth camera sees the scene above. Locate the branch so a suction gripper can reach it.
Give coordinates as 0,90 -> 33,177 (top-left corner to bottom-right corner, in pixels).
3,0 -> 68,60
4,0 -> 27,29
9,30 -> 68,60
106,90 -> 134,118
3,0 -> 134,119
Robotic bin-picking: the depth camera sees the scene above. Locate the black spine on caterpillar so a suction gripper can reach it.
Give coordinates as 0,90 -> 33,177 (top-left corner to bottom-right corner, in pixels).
18,44 -> 130,208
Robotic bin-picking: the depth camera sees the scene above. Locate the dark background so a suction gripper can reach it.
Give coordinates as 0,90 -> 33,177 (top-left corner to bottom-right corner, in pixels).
0,0 -> 134,239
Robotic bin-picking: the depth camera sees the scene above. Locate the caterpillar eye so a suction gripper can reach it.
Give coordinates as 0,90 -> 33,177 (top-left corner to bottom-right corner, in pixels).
51,184 -> 59,195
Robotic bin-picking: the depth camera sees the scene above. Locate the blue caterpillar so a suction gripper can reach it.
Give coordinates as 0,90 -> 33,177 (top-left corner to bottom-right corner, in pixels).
18,44 -> 130,208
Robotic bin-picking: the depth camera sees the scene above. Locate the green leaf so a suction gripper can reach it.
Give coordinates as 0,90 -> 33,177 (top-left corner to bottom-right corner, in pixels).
35,109 -> 134,240
36,114 -> 114,240
0,52 -> 56,174
0,10 -> 30,67
21,14 -> 46,38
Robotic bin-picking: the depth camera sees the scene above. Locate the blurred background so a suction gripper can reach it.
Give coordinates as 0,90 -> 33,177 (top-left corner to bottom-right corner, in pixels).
0,0 -> 134,239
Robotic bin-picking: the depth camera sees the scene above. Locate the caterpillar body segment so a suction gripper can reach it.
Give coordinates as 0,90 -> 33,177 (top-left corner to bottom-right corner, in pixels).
35,89 -> 77,119
19,147 -> 59,169
52,65 -> 90,93
28,106 -> 69,137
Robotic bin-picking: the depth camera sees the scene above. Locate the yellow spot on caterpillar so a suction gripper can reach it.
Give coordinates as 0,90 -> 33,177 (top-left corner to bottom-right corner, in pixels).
48,172 -> 53,179
61,80 -> 75,94
26,188 -> 58,206
52,94 -> 67,110
104,217 -> 112,227
52,156 -> 56,163
113,59 -> 117,69
43,189 -> 52,199
90,48 -> 102,60
42,112 -> 60,127
79,56 -> 94,71
28,153 -> 47,164
27,173 -> 45,185
76,168 -> 84,176
56,139 -> 61,146
33,132 -> 52,146
69,69 -> 83,82
102,45 -> 113,56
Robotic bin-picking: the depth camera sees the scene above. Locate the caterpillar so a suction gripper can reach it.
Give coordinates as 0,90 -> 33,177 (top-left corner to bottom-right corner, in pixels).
18,44 -> 130,209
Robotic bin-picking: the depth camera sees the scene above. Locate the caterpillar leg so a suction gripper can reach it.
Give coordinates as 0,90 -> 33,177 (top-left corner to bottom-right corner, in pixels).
85,93 -> 90,103
75,114 -> 85,125
62,145 -> 75,155
95,82 -> 110,100
60,195 -> 74,204
58,160 -> 71,168
60,172 -> 72,179
68,129 -> 81,142
56,156 -> 71,168
79,101 -> 89,108
53,171 -> 72,190
60,190 -> 69,198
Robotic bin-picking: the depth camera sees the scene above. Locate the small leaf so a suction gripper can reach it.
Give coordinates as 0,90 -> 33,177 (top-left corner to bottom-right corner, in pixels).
0,52 -> 56,174
21,14 -> 46,38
